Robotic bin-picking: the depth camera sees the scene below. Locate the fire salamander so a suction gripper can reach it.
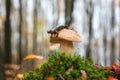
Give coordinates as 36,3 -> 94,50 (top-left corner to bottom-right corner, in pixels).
47,25 -> 73,37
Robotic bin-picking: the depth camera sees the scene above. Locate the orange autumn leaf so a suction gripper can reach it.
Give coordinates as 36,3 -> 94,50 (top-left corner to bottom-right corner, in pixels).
16,73 -> 24,79
112,63 -> 120,74
24,54 -> 36,59
112,63 -> 119,70
47,77 -> 55,80
108,76 -> 118,80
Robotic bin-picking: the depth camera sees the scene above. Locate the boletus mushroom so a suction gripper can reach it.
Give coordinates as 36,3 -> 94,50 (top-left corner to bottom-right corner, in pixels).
49,26 -> 81,55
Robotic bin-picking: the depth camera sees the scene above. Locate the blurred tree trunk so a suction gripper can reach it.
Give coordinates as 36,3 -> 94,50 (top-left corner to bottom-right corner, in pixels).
33,0 -> 39,55
53,0 -> 65,25
33,0 -> 42,55
20,0 -> 27,59
65,0 -> 74,25
33,0 -> 50,58
18,0 -> 22,63
10,0 -> 20,64
73,0 -> 90,57
20,0 -> 29,57
85,0 -> 94,58
4,0 -> 11,63
20,0 -> 34,55
0,0 -> 6,63
26,0 -> 34,54
114,0 -> 120,63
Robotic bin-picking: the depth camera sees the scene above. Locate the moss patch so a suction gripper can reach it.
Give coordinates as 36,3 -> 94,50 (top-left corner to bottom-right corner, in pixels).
22,53 -> 110,80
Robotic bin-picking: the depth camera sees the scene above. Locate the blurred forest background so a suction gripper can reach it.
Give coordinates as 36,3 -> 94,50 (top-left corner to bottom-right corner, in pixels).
0,0 -> 120,66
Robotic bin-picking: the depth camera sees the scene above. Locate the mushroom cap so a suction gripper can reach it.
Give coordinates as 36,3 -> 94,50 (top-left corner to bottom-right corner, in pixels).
58,28 -> 81,42
50,28 -> 81,43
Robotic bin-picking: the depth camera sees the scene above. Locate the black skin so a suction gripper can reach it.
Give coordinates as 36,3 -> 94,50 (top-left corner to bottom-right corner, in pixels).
47,25 -> 71,37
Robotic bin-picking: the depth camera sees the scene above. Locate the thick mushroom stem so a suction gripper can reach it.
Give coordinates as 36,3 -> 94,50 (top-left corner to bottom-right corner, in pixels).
49,28 -> 81,55
59,39 -> 74,55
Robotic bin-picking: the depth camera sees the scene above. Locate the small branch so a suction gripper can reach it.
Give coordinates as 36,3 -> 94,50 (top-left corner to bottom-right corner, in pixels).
65,66 -> 73,74
57,74 -> 65,80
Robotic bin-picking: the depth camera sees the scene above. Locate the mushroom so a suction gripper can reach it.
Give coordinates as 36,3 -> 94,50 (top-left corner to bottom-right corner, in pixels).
50,28 -> 81,55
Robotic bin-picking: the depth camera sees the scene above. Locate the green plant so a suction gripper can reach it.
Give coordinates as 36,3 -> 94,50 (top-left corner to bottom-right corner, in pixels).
22,52 -> 110,80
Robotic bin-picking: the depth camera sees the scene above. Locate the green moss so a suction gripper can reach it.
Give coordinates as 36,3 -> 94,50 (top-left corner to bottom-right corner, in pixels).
22,52 -> 110,80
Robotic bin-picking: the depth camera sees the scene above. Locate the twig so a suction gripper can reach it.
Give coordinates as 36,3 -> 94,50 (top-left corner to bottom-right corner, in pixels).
57,74 -> 65,80
65,66 -> 73,74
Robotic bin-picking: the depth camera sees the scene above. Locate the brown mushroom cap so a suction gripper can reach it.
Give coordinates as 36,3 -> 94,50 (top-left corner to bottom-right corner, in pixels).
58,28 -> 81,42
50,28 -> 81,43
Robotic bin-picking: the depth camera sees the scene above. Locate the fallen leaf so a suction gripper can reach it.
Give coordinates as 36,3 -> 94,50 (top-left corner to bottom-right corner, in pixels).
24,54 -> 36,59
16,73 -> 23,79
108,76 -> 118,80
47,77 -> 55,80
80,70 -> 87,80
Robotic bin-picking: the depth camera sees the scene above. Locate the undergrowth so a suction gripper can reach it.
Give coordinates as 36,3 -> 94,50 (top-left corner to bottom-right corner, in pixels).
22,52 -> 110,80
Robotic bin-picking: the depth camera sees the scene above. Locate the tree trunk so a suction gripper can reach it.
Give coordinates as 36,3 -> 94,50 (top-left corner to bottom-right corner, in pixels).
114,0 -> 120,63
18,0 -> 22,64
4,0 -> 11,63
20,0 -> 28,58
0,0 -> 6,63
10,0 -> 20,64
65,0 -> 74,25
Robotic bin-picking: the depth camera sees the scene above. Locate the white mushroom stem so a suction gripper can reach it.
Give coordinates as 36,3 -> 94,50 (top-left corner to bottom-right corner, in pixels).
49,28 -> 81,55
59,39 -> 74,55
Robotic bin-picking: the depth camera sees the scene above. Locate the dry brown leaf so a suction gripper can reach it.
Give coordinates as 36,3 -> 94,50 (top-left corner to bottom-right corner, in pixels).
80,70 -> 87,80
